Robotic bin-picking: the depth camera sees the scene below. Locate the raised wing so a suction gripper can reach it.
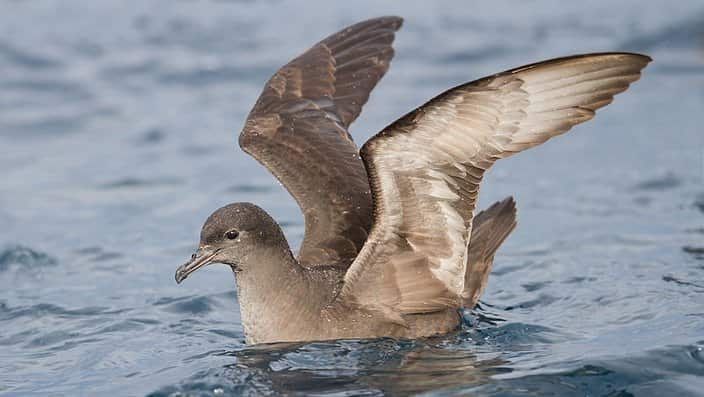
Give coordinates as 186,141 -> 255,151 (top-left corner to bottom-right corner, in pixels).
239,17 -> 403,267
336,53 -> 651,320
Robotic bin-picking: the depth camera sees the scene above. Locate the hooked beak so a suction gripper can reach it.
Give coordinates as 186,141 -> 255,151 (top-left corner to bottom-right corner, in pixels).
175,246 -> 219,284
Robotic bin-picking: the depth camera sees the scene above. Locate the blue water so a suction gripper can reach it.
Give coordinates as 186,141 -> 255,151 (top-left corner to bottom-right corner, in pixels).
1,1 -> 703,395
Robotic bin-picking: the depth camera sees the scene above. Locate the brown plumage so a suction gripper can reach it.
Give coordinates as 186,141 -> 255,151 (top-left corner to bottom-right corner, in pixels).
239,16 -> 403,267
175,16 -> 651,344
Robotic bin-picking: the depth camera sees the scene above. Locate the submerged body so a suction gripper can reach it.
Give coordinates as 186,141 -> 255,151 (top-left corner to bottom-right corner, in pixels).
175,17 -> 650,344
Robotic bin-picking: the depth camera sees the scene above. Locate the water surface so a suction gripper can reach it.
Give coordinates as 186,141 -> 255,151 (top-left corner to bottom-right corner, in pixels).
1,1 -> 703,395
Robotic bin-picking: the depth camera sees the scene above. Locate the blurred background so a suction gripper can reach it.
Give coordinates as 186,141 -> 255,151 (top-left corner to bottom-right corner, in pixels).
1,0 -> 702,395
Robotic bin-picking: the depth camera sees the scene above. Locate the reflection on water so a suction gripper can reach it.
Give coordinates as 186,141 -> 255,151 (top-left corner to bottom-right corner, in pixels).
150,335 -> 508,396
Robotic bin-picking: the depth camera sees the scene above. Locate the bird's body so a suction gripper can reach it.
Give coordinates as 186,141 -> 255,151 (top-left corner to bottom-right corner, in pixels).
235,259 -> 461,344
175,17 -> 650,344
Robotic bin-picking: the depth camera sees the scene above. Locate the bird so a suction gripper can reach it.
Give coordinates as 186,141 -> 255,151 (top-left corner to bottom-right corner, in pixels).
174,16 -> 650,344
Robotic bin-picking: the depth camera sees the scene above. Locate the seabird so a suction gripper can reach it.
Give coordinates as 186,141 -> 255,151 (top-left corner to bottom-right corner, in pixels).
174,16 -> 650,344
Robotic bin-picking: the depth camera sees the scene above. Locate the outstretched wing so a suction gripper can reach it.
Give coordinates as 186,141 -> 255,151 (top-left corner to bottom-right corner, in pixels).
239,17 -> 403,267
336,53 -> 651,320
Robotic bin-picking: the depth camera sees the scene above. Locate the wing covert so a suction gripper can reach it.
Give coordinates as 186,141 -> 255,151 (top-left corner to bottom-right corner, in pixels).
240,17 -> 403,267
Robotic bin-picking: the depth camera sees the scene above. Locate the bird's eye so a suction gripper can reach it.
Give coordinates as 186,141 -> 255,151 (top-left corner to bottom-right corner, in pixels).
225,230 -> 239,240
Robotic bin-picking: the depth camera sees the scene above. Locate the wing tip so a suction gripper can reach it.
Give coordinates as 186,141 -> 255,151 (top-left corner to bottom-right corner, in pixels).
493,196 -> 518,226
333,16 -> 404,37
600,52 -> 653,72
368,15 -> 404,31
589,51 -> 652,63
511,52 -> 653,76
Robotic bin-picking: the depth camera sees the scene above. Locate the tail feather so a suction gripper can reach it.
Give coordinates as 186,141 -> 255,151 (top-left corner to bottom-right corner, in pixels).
462,197 -> 517,308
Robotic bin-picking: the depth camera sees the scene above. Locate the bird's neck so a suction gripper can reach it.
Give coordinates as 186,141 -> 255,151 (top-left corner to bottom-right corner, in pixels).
233,246 -> 322,344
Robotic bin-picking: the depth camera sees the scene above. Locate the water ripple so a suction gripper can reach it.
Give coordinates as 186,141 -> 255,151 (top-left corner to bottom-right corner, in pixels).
99,176 -> 183,189
0,302 -> 127,321
0,40 -> 60,69
663,275 -> 704,290
633,173 -> 682,191
154,295 -> 217,315
0,245 -> 56,272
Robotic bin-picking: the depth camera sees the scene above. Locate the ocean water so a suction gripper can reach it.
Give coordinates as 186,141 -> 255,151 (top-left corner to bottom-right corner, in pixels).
1,1 -> 703,395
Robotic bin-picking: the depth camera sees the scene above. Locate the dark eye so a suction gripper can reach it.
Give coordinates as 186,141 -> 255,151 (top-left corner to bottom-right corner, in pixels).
225,230 -> 239,240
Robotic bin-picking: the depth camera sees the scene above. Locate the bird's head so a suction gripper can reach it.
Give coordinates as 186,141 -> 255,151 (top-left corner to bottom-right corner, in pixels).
175,202 -> 286,283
